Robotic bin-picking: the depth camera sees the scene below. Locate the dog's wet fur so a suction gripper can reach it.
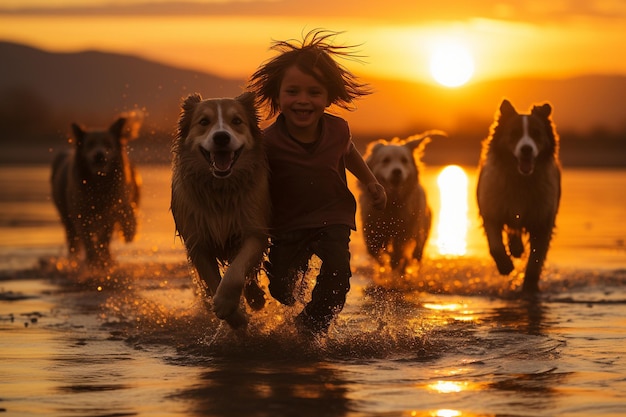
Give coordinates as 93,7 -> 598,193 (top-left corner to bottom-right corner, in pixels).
360,131 -> 446,274
171,92 -> 270,328
477,99 -> 561,294
51,117 -> 141,268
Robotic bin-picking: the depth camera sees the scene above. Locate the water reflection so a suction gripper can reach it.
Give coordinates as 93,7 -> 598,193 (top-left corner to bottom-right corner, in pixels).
432,409 -> 462,417
422,301 -> 478,322
435,165 -> 469,256
428,380 -> 466,393
421,295 -> 563,414
488,299 -> 548,335
174,361 -> 351,417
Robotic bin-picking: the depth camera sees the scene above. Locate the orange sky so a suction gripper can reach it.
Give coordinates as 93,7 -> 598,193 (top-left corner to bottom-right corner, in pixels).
1,0 -> 626,85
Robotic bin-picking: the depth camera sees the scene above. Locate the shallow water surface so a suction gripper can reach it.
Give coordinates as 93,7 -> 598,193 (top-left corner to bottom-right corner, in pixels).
1,165 -> 625,417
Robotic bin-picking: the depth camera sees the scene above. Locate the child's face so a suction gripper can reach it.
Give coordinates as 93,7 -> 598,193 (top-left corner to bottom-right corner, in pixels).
278,65 -> 330,135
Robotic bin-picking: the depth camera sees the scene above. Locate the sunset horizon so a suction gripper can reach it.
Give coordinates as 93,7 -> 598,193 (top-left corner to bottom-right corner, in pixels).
1,0 -> 625,86
1,0 -> 625,167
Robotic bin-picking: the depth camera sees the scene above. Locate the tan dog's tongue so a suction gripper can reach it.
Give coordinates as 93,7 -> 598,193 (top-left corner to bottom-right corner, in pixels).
213,151 -> 234,171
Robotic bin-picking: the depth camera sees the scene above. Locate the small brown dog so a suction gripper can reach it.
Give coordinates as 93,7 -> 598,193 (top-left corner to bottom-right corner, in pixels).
51,116 -> 141,268
477,99 -> 561,294
171,92 -> 270,328
359,131 -> 446,274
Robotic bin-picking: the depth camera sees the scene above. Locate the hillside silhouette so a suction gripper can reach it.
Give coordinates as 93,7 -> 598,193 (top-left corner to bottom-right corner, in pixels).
0,41 -> 242,132
1,41 -> 624,166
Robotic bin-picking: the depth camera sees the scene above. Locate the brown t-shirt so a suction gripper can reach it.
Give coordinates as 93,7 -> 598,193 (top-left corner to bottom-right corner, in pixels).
264,113 -> 357,235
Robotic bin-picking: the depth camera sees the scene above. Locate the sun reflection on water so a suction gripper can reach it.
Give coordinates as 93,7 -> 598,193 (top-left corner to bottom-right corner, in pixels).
409,411 -> 462,417
428,381 -> 466,393
433,409 -> 462,417
423,301 -> 478,322
436,165 -> 469,256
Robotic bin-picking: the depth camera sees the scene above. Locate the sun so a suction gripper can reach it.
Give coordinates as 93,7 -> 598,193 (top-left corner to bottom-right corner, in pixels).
429,40 -> 475,87
436,165 -> 469,256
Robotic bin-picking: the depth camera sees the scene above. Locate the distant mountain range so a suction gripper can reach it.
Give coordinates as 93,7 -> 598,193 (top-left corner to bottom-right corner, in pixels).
0,41 -> 243,131
1,41 -> 624,166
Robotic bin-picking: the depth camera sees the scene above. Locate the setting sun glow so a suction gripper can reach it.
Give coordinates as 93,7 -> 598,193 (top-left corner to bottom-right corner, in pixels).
429,40 -> 475,87
436,165 -> 469,255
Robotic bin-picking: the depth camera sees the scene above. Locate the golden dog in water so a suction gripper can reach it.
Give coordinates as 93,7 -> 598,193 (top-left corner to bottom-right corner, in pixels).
171,92 -> 269,328
359,131 -> 446,275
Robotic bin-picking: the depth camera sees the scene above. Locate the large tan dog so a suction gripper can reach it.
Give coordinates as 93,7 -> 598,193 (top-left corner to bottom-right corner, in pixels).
359,131 -> 446,274
51,116 -> 141,268
171,92 -> 269,328
477,99 -> 561,294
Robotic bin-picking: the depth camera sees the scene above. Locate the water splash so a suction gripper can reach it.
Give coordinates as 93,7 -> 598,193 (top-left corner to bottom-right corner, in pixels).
8,254 -> 626,366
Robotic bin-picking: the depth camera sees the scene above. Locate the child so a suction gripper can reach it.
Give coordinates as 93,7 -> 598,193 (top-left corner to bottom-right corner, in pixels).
247,29 -> 387,335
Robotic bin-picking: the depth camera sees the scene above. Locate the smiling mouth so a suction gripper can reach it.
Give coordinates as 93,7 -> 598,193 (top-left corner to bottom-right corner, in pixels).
293,109 -> 313,118
199,146 -> 244,178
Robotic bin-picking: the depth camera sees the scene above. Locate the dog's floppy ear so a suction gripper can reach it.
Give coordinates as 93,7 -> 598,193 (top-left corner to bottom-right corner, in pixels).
364,140 -> 386,164
71,123 -> 85,147
177,93 -> 203,140
109,117 -> 127,141
119,110 -> 143,141
236,91 -> 255,108
531,102 -> 552,119
236,91 -> 261,137
404,135 -> 431,153
370,141 -> 386,153
532,102 -> 558,152
499,99 -> 517,120
404,129 -> 446,152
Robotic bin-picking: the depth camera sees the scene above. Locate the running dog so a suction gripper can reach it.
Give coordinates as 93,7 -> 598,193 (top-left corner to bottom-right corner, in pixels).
359,131 -> 446,274
477,99 -> 561,294
51,115 -> 141,268
171,92 -> 270,329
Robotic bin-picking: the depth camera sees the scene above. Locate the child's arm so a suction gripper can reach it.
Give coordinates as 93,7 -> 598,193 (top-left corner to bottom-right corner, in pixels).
345,142 -> 387,210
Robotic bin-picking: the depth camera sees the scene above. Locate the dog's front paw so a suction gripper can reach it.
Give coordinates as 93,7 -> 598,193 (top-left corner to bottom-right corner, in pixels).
213,281 -> 244,320
224,308 -> 248,329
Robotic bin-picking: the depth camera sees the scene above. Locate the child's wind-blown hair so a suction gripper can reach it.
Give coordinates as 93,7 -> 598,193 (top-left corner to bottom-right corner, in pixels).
247,29 -> 371,117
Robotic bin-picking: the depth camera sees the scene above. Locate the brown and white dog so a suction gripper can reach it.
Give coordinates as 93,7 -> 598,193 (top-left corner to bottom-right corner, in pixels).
359,131 -> 446,275
171,92 -> 270,328
51,116 -> 141,268
477,99 -> 561,294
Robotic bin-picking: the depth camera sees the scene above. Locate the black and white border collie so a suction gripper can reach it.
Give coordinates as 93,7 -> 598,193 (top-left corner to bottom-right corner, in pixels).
477,99 -> 561,294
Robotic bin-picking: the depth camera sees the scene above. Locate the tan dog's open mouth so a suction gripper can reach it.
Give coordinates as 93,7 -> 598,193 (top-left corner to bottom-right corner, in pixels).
200,146 -> 244,178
